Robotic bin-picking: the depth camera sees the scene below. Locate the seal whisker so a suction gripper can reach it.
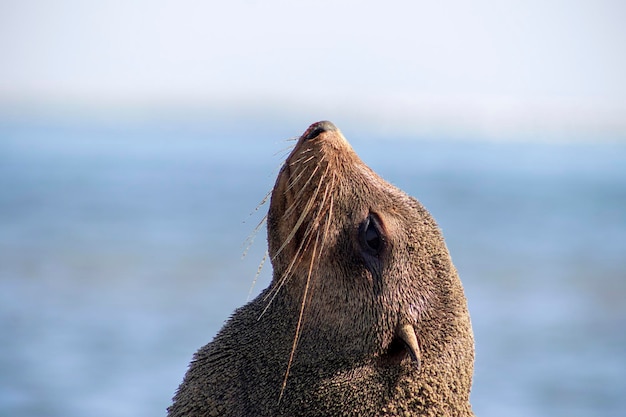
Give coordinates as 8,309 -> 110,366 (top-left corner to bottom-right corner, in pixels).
261,161 -> 331,316
273,143 -> 296,158
285,151 -> 316,192
256,188 -> 273,210
289,153 -> 316,168
260,230 -> 311,315
289,145 -> 314,157
259,206 -> 322,319
273,185 -> 316,260
285,167 -> 308,193
242,213 -> 268,259
262,162 -> 328,292
261,204 -> 322,312
277,171 -> 334,397
278,221 -> 322,404
319,172 -> 336,253
247,250 -> 268,302
271,143 -> 297,177
308,171 -> 334,251
272,162 -> 328,261
283,154 -> 328,219
241,186 -> 272,258
283,158 -> 320,210
284,159 -> 332,249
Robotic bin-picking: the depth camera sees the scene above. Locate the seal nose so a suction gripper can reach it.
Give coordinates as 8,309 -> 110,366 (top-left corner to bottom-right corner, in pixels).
303,121 -> 338,141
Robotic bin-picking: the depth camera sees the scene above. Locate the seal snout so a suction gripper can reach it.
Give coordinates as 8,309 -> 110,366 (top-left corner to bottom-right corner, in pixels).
303,120 -> 338,141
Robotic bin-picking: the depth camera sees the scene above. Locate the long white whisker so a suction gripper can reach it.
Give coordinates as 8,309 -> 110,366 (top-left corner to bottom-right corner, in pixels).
271,163 -> 324,261
242,214 -> 268,259
261,159 -> 331,316
260,217 -> 316,318
247,250 -> 268,302
278,220 -> 322,404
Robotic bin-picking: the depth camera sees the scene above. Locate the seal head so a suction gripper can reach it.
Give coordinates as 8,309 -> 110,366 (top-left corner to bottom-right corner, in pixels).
168,121 -> 475,417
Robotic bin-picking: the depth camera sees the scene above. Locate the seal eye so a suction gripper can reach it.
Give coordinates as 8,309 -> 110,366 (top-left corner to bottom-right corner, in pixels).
359,213 -> 385,256
364,223 -> 382,252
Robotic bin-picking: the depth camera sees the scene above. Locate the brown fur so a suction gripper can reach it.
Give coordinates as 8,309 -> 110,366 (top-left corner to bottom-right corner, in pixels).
168,121 -> 475,416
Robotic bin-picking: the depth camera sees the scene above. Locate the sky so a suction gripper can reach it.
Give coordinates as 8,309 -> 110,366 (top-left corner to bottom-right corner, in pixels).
1,0 -> 625,140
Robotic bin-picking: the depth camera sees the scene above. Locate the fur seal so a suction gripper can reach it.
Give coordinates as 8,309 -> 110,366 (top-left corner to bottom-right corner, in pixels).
168,121 -> 475,416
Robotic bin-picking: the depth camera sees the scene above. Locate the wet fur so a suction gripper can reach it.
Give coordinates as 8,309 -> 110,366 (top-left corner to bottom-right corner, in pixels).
168,122 -> 475,416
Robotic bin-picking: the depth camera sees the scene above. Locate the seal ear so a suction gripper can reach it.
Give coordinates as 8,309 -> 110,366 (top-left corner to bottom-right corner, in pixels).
397,323 -> 421,371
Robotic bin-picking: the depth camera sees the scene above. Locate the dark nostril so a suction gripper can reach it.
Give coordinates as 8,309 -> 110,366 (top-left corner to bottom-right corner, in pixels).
303,121 -> 337,141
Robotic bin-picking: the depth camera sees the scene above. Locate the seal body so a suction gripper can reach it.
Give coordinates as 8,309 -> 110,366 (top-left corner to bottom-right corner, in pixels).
168,121 -> 475,417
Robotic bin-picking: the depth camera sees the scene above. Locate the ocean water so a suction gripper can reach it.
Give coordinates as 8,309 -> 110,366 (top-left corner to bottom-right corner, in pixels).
0,121 -> 625,417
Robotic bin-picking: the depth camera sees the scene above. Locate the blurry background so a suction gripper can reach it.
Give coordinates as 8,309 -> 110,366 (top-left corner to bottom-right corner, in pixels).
1,1 -> 625,416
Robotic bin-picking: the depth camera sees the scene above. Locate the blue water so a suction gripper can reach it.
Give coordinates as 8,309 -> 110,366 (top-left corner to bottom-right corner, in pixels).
1,121 -> 625,417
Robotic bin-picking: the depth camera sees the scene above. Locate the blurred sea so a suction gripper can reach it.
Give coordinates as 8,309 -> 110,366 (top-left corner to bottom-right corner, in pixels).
0,120 -> 625,417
